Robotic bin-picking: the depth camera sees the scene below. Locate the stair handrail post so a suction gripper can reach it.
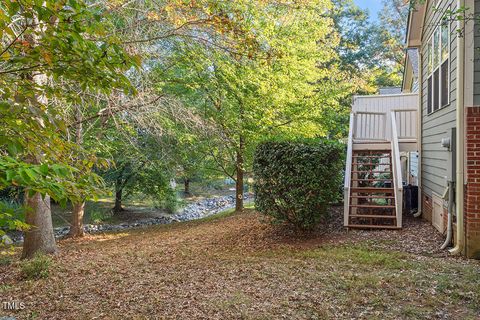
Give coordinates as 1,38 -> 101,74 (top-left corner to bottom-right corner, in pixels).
344,113 -> 355,226
383,112 -> 388,140
390,111 -> 403,228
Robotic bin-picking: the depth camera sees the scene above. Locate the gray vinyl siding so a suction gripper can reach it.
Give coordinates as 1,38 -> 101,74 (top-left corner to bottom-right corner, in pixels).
474,0 -> 480,104
420,0 -> 457,197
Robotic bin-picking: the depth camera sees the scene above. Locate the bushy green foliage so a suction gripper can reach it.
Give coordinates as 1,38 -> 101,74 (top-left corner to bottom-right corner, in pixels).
20,253 -> 52,280
0,200 -> 29,246
97,121 -> 179,213
162,190 -> 179,214
89,209 -> 112,224
0,0 -> 136,247
253,140 -> 344,230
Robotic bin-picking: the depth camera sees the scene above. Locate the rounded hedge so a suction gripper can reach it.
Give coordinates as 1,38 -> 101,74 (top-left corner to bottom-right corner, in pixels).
253,140 -> 344,230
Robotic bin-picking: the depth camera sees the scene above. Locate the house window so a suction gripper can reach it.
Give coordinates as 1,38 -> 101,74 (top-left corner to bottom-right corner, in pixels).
426,21 -> 450,114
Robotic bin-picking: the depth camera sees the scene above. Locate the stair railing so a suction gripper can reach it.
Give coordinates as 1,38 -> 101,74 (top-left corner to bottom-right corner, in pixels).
393,109 -> 417,141
353,111 -> 387,141
344,113 -> 354,226
390,111 -> 403,228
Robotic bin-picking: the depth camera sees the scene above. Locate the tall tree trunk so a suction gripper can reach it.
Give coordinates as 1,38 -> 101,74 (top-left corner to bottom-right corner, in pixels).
22,193 -> 57,259
184,178 -> 190,195
113,179 -> 123,213
22,12 -> 57,259
235,135 -> 245,212
69,105 -> 85,237
68,202 -> 85,238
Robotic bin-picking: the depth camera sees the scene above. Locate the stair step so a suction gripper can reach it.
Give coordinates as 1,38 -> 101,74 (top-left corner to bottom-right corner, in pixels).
351,171 -> 392,174
349,214 -> 397,219
352,163 -> 392,166
352,155 -> 391,158
351,187 -> 394,193
350,195 -> 395,199
347,224 -> 401,230
353,149 -> 391,152
352,143 -> 392,150
350,204 -> 396,209
354,141 -> 390,143
351,179 -> 392,182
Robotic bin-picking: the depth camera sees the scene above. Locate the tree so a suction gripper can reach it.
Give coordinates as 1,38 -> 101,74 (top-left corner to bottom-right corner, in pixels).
45,0 -> 272,233
379,0 -> 410,66
331,0 -> 382,71
159,1 -> 341,211
330,0 -> 406,90
95,112 -> 178,213
163,128 -> 212,196
0,0 -> 135,257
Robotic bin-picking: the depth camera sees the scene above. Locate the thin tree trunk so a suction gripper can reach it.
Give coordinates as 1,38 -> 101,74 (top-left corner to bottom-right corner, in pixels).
68,202 -> 85,238
113,180 -> 123,213
235,135 -> 245,212
69,105 -> 85,237
22,193 -> 57,259
184,178 -> 190,195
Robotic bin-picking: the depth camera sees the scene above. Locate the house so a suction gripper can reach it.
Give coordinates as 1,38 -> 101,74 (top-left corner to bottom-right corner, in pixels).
379,87 -> 402,95
344,0 -> 480,258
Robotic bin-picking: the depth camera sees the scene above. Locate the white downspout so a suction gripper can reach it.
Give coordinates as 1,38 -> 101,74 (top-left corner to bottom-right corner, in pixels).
414,48 -> 423,218
450,0 -> 465,255
441,181 -> 454,249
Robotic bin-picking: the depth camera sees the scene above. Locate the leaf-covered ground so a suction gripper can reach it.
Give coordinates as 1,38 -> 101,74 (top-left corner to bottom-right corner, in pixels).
1,208 -> 479,319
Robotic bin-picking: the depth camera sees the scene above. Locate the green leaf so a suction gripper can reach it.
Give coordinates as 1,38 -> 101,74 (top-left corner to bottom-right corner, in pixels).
0,101 -> 10,111
24,168 -> 39,181
39,164 -> 49,175
6,140 -> 23,155
5,170 -> 15,181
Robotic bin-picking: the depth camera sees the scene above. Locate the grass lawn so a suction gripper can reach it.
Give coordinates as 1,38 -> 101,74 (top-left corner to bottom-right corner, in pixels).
1,208 -> 479,319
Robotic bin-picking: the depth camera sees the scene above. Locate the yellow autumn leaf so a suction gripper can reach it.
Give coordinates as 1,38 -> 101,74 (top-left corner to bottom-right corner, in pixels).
1,51 -> 10,61
42,51 -> 53,65
146,11 -> 160,21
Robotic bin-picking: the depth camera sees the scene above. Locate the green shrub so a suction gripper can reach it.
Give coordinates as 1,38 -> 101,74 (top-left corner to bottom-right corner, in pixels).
89,208 -> 112,224
20,253 -> 52,280
253,139 -> 344,230
162,189 -> 179,214
0,200 -> 29,253
204,181 -> 221,190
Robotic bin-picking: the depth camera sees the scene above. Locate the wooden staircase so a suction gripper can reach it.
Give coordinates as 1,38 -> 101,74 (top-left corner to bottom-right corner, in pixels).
346,150 -> 399,229
344,94 -> 419,230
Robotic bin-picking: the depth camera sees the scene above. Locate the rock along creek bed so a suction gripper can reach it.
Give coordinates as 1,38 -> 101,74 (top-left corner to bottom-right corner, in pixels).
7,194 -> 253,243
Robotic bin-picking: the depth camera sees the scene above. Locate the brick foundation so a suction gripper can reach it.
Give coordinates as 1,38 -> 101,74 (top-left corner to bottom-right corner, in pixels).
465,107 -> 480,259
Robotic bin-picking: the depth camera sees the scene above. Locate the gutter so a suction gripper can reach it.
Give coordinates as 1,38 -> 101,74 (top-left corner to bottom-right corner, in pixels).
450,0 -> 466,255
